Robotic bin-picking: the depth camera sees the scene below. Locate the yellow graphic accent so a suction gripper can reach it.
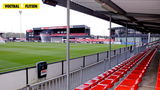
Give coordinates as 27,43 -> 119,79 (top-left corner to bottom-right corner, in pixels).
3,3 -> 21,9
2,3 -> 40,9
23,3 -> 40,9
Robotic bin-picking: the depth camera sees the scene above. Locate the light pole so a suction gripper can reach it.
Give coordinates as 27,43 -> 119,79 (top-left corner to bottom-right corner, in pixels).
19,10 -> 22,39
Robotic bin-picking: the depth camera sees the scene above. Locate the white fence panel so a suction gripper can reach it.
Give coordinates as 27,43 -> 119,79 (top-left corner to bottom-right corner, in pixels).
99,52 -> 107,61
85,54 -> 97,66
47,62 -> 62,79
28,68 -> 37,84
70,58 -> 83,71
0,70 -> 26,90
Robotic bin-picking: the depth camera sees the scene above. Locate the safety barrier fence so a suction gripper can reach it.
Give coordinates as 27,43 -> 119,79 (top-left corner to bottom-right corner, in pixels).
0,44 -> 150,90
74,45 -> 155,90
18,45 -> 148,90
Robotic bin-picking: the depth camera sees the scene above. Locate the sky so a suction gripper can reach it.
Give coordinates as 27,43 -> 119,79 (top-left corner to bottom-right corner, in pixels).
0,0 -> 121,36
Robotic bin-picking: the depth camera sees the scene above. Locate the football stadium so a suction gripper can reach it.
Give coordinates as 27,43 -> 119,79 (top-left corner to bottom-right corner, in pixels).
0,42 -> 125,72
0,0 -> 160,90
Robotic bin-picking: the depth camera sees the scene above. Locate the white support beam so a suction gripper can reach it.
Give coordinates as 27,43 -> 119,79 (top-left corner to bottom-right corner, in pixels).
109,15 -> 112,68
66,0 -> 70,90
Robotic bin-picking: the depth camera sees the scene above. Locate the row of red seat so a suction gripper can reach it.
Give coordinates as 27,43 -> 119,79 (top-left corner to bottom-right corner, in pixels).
155,64 -> 160,90
90,49 -> 149,90
74,47 -> 150,90
115,48 -> 157,90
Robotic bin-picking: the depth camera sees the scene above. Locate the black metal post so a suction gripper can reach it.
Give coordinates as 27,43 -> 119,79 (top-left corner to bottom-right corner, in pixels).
83,56 -> 85,67
97,53 -> 99,62
26,68 -> 28,85
62,61 -> 64,75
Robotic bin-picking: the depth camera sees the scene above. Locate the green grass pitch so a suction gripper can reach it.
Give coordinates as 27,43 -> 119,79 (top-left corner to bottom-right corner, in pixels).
0,42 -> 125,72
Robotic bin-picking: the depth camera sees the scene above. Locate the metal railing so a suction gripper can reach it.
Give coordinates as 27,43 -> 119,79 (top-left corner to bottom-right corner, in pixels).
20,45 -> 147,90
0,41 -> 155,90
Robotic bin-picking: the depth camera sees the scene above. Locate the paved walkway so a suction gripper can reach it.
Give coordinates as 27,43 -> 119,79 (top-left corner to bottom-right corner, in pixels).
139,51 -> 160,90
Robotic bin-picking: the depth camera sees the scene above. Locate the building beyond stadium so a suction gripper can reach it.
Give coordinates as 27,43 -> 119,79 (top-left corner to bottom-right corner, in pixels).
26,25 -> 90,42
111,27 -> 160,45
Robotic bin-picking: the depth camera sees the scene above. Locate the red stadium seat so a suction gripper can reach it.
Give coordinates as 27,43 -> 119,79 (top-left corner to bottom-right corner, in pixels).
131,70 -> 144,76
111,68 -> 117,72
120,79 -> 138,86
99,79 -> 114,88
156,87 -> 160,90
74,84 -> 90,90
135,66 -> 147,72
99,73 -> 109,78
83,79 -> 98,87
115,85 -> 136,90
93,76 -> 104,81
116,48 -> 157,90
107,75 -> 120,83
113,72 -> 124,78
74,47 -> 155,90
106,70 -> 114,75
118,69 -> 128,74
117,79 -> 138,90
155,64 -> 160,90
126,73 -> 142,83
156,79 -> 160,87
90,84 -> 108,90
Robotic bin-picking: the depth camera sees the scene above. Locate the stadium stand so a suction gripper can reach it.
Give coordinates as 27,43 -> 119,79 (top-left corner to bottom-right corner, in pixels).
74,46 -> 156,90
115,48 -> 157,90
51,33 -> 88,36
70,39 -> 114,42
155,63 -> 160,90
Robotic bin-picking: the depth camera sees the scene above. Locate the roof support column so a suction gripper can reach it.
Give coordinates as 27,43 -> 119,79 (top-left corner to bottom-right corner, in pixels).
148,32 -> 150,43
134,30 -> 136,47
66,0 -> 70,90
134,30 -> 136,54
125,23 -> 128,59
148,32 -> 150,47
109,15 -> 112,69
